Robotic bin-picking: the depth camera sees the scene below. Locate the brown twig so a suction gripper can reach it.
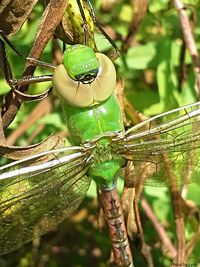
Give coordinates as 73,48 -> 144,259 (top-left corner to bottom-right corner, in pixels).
134,199 -> 154,267
171,195 -> 187,264
183,200 -> 200,260
2,0 -> 68,129
185,232 -> 200,260
173,0 -> 200,97
122,0 -> 148,51
0,108 -> 6,145
141,198 -> 177,258
121,161 -> 154,266
6,97 -> 52,145
162,152 -> 186,265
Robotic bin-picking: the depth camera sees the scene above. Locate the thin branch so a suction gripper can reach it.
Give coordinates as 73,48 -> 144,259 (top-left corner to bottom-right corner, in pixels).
141,198 -> 177,258
173,0 -> 200,97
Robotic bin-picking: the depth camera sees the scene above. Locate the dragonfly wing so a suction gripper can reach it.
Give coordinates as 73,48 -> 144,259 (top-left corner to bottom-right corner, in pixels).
116,102 -> 200,186
0,146 -> 93,255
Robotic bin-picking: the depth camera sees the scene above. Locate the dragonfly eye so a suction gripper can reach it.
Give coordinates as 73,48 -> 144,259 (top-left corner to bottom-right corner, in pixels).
63,44 -> 99,81
75,69 -> 98,84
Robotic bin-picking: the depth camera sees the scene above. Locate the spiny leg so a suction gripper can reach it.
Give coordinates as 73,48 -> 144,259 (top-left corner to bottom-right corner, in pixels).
84,0 -> 120,59
0,30 -> 23,58
0,39 -> 14,87
0,33 -> 54,101
77,0 -> 90,45
0,30 -> 56,71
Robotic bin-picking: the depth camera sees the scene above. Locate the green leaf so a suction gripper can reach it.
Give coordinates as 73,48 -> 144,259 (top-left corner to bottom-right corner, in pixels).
127,42 -> 158,69
149,0 -> 170,13
156,38 -> 180,110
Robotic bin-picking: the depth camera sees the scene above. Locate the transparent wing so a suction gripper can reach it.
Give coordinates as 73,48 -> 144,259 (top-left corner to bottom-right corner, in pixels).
115,101 -> 200,186
0,145 -> 93,255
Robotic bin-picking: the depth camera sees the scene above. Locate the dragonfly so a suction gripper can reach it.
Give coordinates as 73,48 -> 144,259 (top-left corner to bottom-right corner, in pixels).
1,5 -> 200,267
1,40 -> 200,266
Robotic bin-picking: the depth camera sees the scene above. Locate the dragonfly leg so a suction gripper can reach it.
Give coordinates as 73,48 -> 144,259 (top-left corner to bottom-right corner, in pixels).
0,40 -> 52,89
26,58 -> 56,70
85,0 -> 120,60
99,186 -> 134,267
9,76 -> 53,102
11,75 -> 53,87
77,0 -> 90,45
0,32 -> 54,100
0,30 -> 24,57
0,39 -> 14,86
0,30 -> 56,71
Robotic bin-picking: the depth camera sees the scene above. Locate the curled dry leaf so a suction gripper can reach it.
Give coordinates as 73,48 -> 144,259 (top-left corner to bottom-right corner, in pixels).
1,0 -> 68,129
30,0 -> 68,59
55,1 -> 96,50
0,135 -> 64,160
0,0 -> 39,35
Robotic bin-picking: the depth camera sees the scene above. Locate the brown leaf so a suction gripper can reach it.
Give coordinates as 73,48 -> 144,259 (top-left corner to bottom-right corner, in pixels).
0,0 -> 38,35
2,0 -> 68,129
0,135 -> 64,160
29,0 -> 68,59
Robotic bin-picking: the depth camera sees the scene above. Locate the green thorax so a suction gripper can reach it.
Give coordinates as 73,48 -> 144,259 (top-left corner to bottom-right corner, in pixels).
62,94 -> 124,144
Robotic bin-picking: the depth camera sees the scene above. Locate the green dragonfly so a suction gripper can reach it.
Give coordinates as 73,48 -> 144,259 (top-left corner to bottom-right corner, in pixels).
1,41 -> 200,266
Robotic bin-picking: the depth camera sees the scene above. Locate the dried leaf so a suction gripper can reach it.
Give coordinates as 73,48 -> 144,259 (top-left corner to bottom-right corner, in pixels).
121,187 -> 138,239
0,0 -> 38,35
29,0 -> 68,59
0,135 -> 64,160
55,0 -> 96,49
1,0 -> 68,129
121,161 -> 138,239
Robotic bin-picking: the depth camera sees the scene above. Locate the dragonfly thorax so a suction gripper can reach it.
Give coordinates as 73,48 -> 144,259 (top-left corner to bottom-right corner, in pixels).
91,138 -> 121,162
87,137 -> 125,189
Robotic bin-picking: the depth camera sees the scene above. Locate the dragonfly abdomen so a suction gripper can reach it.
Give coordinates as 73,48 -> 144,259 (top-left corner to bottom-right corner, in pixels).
99,187 -> 133,267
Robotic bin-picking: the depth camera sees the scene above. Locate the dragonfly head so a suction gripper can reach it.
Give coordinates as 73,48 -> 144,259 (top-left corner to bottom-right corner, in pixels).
53,45 -> 116,107
63,44 -> 99,83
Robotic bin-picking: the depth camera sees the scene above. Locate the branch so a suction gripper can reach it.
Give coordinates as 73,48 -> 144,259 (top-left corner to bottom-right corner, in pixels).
173,0 -> 200,96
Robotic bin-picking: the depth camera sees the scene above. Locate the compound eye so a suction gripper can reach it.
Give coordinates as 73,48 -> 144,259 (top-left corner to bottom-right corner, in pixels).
63,44 -> 99,81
